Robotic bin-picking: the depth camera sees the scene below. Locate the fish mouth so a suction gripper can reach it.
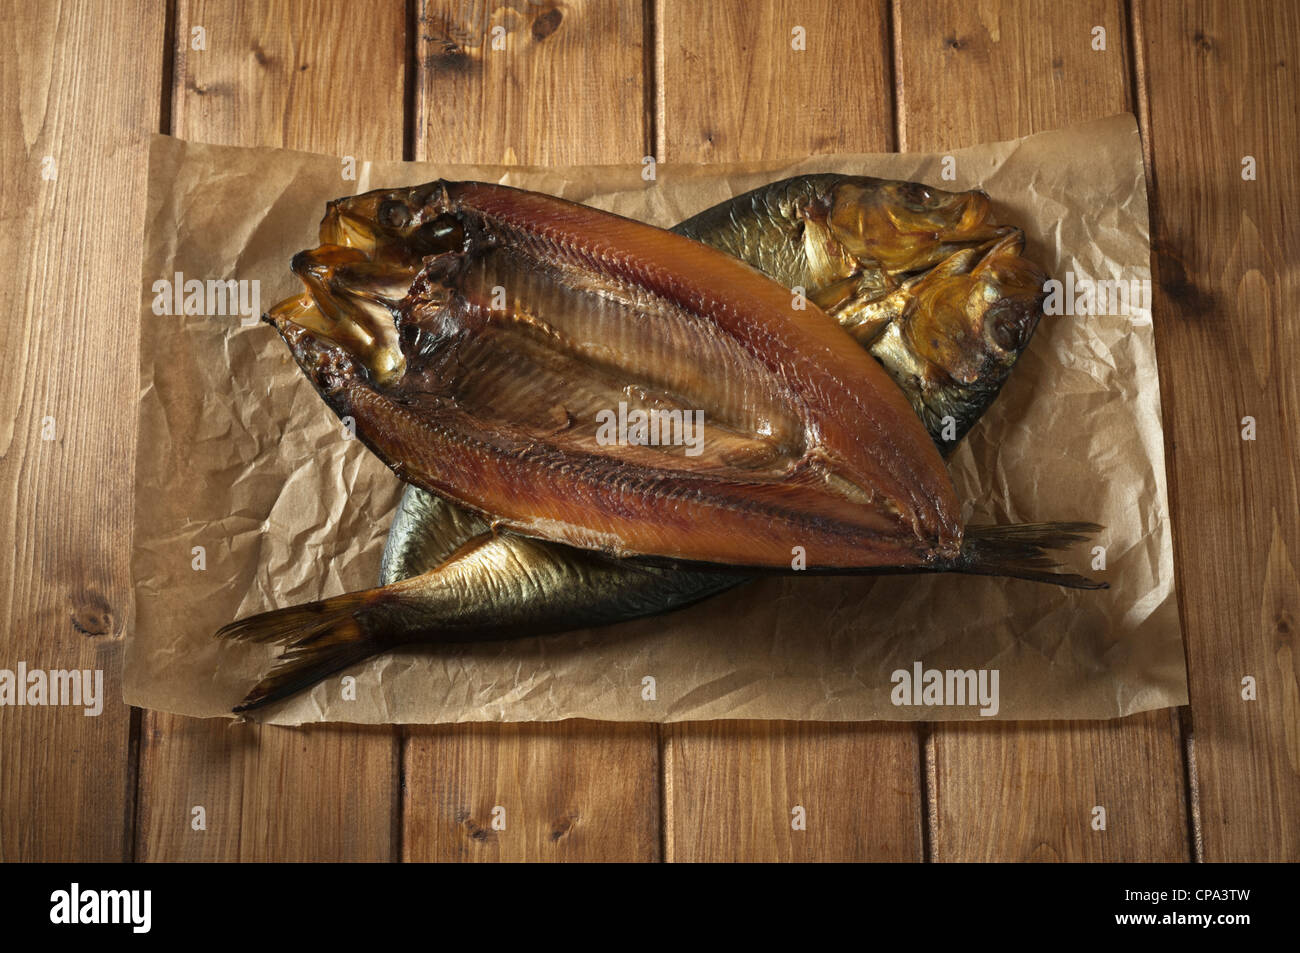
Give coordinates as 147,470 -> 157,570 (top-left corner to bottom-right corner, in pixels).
268,246 -> 410,387
264,301 -> 370,399
814,226 -> 1048,454
801,226 -> 1044,457
269,186 -> 465,386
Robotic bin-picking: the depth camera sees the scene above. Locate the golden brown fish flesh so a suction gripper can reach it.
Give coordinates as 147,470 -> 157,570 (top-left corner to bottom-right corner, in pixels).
271,180 -> 964,571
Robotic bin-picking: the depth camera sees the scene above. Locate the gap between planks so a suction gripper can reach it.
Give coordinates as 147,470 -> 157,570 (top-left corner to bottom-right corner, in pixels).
887,0 -> 931,862
1125,0 -> 1202,862
123,0 -> 180,863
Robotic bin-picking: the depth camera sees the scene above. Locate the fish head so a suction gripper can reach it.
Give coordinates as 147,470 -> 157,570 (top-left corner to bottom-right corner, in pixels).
899,229 -> 1047,405
266,182 -> 474,388
320,183 -> 469,264
824,178 -> 1009,274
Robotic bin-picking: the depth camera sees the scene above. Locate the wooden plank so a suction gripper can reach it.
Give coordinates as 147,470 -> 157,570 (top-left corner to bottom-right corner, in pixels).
896,0 -> 1190,861
0,0 -> 165,862
1134,0 -> 1300,862
896,0 -> 1130,149
134,0 -> 406,862
665,723 -> 922,862
657,0 -> 893,161
404,721 -> 659,862
401,0 -> 662,862
657,0 -> 923,863
931,714 -> 1187,860
415,0 -> 644,165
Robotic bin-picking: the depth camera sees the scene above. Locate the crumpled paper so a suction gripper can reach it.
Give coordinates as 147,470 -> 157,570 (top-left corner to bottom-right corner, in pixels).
126,113 -> 1187,724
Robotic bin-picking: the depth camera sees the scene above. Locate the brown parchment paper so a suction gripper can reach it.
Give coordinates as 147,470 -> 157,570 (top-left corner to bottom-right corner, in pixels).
126,113 -> 1187,724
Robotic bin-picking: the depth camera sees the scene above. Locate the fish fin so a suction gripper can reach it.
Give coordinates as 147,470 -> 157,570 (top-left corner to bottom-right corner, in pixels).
947,522 -> 1108,590
217,594 -> 384,713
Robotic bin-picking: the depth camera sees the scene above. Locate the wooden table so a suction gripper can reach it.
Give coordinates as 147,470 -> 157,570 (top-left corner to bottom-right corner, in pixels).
2,0 -> 1294,862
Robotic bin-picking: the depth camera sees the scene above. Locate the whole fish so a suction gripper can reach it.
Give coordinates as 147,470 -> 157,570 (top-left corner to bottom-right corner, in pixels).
674,175 -> 1044,452
222,178 -> 1097,712
385,176 -> 1045,582
278,180 -> 970,569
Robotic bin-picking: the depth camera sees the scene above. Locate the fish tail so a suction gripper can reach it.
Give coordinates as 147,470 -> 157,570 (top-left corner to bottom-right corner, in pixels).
946,522 -> 1108,590
217,592 -> 388,713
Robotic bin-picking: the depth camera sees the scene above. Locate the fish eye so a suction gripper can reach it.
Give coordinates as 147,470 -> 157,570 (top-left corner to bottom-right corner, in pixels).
409,214 -> 465,255
378,199 -> 411,229
901,183 -> 934,207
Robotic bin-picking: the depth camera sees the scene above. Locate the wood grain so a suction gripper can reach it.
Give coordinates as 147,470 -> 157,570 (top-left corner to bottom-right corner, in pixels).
404,721 -> 659,861
895,0 -> 1190,861
657,0 -> 922,862
1134,0 -> 1299,861
665,722 -> 922,862
134,0 -> 406,861
930,714 -> 1188,860
401,0 -> 662,862
415,0 -> 645,165
895,0 -> 1130,150
657,0 -> 893,162
0,0 -> 165,862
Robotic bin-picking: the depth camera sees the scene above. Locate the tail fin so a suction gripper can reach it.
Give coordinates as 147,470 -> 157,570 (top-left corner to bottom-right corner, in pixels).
217,592 -> 384,713
946,522 -> 1107,590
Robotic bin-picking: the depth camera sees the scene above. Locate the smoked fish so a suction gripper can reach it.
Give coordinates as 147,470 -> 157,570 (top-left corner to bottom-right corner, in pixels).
386,175 -> 1048,582
221,178 -> 1098,712
272,180 -> 966,570
674,175 -> 1046,452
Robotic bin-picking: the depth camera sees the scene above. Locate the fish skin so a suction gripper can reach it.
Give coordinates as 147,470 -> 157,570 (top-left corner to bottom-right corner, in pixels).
379,478 -> 491,586
272,179 -> 964,571
671,173 -> 1008,291
672,174 -> 1046,454
377,484 -> 742,616
225,522 -> 743,712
